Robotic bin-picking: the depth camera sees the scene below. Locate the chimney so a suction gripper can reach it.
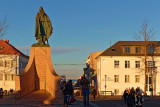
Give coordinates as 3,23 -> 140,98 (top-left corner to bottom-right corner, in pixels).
5,40 -> 9,44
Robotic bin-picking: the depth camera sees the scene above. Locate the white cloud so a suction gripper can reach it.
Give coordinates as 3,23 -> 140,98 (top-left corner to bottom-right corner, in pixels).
15,46 -> 87,55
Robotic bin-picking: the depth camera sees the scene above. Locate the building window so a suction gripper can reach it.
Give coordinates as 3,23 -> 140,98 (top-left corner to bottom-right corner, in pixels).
147,61 -> 155,67
114,89 -> 119,95
135,61 -> 140,68
114,75 -> 119,82
11,60 -> 17,67
0,74 -> 3,80
135,47 -> 141,53
5,74 -> 10,81
112,48 -> 116,52
125,61 -> 130,68
5,60 -> 11,67
0,60 -> 3,67
147,67 -> 157,73
125,75 -> 130,83
125,47 -> 130,53
11,74 -> 15,81
114,60 -> 119,68
135,75 -> 140,83
147,44 -> 155,53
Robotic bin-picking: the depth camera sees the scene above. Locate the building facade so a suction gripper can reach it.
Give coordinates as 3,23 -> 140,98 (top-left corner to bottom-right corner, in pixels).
0,40 -> 29,90
84,51 -> 103,90
97,41 -> 160,95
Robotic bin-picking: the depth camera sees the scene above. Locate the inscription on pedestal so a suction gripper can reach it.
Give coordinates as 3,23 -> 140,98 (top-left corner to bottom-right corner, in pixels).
35,48 -> 47,89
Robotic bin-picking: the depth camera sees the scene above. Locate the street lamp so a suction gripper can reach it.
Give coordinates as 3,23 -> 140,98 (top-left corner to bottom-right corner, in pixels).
104,73 -> 107,95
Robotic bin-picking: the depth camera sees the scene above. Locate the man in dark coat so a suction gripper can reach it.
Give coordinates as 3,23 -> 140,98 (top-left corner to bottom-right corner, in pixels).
62,81 -> 69,107
127,91 -> 135,107
68,80 -> 73,105
123,89 -> 128,105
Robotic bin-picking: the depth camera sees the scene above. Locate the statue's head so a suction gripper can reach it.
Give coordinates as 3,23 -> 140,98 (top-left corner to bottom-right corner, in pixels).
39,6 -> 44,14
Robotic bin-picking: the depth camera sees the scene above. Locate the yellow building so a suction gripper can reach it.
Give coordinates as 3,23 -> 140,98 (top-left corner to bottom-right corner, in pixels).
97,41 -> 160,95
85,51 -> 103,89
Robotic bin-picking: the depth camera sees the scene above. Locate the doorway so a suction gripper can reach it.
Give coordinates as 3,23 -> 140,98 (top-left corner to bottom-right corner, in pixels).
146,75 -> 153,95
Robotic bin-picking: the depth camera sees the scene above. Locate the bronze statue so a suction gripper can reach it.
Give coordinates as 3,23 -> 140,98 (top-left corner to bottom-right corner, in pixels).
33,7 -> 53,46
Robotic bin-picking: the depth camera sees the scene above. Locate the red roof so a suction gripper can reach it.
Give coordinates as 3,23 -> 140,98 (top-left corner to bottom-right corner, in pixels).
0,39 -> 29,59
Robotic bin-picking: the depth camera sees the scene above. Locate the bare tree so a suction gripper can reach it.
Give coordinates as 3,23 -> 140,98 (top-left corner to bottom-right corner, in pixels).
0,16 -> 8,38
134,20 -> 155,95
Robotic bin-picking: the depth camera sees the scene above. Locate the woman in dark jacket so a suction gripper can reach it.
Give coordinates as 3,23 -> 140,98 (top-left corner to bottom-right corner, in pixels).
80,77 -> 89,106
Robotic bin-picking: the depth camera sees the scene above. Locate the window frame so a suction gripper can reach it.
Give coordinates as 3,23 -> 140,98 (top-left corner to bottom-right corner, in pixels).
135,61 -> 140,68
125,75 -> 130,83
147,61 -> 155,67
11,74 -> 15,81
125,47 -> 130,53
135,47 -> 141,53
125,61 -> 130,68
5,60 -> 11,67
5,74 -> 10,81
114,75 -> 119,83
135,75 -> 140,83
114,60 -> 119,68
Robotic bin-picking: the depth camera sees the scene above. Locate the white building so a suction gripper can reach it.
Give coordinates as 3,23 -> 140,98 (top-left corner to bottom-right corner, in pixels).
97,41 -> 160,96
0,40 -> 29,90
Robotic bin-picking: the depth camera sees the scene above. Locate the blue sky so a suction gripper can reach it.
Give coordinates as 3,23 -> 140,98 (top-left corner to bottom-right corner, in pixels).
1,0 -> 160,78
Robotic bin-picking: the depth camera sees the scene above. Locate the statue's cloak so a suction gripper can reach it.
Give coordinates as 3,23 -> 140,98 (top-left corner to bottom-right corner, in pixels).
35,13 -> 53,41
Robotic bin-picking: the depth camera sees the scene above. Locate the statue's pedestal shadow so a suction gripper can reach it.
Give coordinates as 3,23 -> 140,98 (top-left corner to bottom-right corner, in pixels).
15,46 -> 62,99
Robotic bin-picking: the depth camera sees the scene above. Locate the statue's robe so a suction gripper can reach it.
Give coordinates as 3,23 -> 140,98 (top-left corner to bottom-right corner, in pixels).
35,12 -> 53,42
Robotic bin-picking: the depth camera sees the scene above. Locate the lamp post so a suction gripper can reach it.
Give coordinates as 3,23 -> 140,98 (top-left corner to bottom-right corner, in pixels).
104,74 -> 107,95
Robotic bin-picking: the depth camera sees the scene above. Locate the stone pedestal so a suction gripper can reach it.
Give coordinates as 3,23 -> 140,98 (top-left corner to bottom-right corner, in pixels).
15,47 -> 60,99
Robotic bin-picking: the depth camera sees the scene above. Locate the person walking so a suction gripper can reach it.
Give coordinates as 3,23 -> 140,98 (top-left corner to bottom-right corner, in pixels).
68,80 -> 74,105
62,81 -> 69,107
135,92 -> 144,107
92,88 -> 96,100
127,91 -> 135,107
123,89 -> 128,106
80,77 -> 89,106
0,88 -> 4,98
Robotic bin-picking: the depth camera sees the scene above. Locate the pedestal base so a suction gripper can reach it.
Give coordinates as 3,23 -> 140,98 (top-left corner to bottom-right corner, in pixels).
15,47 -> 60,99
